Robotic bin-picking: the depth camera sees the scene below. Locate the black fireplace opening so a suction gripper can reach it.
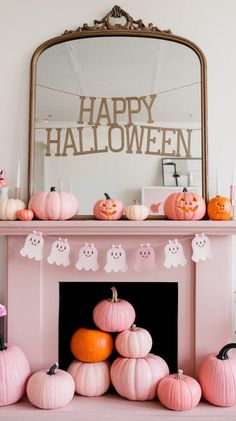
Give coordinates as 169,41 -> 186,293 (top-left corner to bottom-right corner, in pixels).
59,282 -> 178,373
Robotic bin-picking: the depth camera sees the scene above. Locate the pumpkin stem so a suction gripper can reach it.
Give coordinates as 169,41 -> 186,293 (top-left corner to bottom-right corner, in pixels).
47,362 -> 59,375
130,324 -> 137,331
216,343 -> 236,360
0,334 -> 7,351
176,369 -> 184,380
104,193 -> 111,200
132,198 -> 139,205
50,187 -> 56,192
110,286 -> 118,302
183,187 -> 188,192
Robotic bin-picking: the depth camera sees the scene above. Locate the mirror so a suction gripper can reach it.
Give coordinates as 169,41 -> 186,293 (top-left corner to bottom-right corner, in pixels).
29,5 -> 207,215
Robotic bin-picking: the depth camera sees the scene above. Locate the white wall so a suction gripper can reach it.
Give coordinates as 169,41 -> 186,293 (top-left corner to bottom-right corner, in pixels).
0,0 -> 236,302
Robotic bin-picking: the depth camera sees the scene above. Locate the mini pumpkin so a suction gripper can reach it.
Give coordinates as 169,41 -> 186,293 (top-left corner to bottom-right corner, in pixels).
157,369 -> 202,411
70,327 -> 114,363
93,193 -> 124,220
207,196 -> 232,220
93,286 -> 136,332
0,198 -> 25,221
16,209 -> 34,221
124,199 -> 149,221
198,343 -> 236,406
164,188 -> 206,220
68,360 -> 110,396
26,363 -> 75,409
28,187 -> 78,220
111,353 -> 169,401
0,334 -> 31,406
115,324 -> 153,358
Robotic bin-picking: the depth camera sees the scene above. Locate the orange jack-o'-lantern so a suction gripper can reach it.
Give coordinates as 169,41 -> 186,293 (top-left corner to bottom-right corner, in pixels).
164,188 -> 206,221
207,196 -> 232,220
93,193 -> 124,220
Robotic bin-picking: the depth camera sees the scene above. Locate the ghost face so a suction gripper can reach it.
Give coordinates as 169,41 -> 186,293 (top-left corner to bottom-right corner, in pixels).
28,234 -> 42,246
134,244 -> 157,272
104,245 -> 128,273
55,240 -> 69,253
82,245 -> 95,258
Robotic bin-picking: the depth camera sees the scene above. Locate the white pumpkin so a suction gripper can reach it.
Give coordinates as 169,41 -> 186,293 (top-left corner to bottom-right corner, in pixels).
115,324 -> 153,358
0,199 -> 25,220
68,360 -> 110,396
125,199 -> 149,221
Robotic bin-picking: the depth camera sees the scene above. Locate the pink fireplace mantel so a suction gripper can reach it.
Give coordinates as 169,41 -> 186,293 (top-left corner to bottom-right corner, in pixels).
0,219 -> 236,420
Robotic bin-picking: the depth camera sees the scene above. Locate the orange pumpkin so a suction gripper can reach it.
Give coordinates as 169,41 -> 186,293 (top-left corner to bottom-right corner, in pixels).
70,327 -> 113,363
93,193 -> 124,220
164,188 -> 206,220
207,196 -> 232,220
16,209 -> 34,221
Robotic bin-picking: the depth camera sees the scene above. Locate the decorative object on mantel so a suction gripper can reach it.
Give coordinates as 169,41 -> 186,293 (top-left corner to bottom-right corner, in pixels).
111,353 -> 169,401
26,363 -> 75,409
68,360 -> 111,397
0,305 -> 31,407
104,244 -> 128,273
0,170 -> 7,187
134,243 -> 157,272
164,239 -> 187,268
164,188 -> 206,220
75,243 -> 99,272
124,199 -> 149,221
191,233 -> 212,262
20,231 -> 44,261
16,208 -> 34,221
93,193 -> 124,220
0,197 -> 25,220
28,187 -> 79,220
198,343 -> 236,407
207,196 -> 232,220
47,238 -> 70,267
115,324 -> 153,358
0,170 -> 9,201
93,287 -> 136,332
70,327 -> 114,363
157,369 -> 202,411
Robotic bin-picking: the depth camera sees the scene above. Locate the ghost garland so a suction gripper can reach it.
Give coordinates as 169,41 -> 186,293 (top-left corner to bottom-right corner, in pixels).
19,232 -> 212,271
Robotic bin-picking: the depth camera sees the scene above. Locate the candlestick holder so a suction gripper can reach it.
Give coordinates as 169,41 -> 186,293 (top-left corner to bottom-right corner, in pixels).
14,187 -> 21,200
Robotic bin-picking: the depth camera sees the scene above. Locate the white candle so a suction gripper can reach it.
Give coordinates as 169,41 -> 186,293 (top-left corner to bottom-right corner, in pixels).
16,160 -> 21,188
216,167 -> 220,196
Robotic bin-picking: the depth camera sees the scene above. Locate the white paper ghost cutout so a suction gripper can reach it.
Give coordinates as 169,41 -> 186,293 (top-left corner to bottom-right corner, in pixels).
164,239 -> 187,268
20,231 -> 44,261
104,244 -> 128,273
134,243 -> 157,272
191,233 -> 212,262
76,243 -> 99,272
47,238 -> 70,267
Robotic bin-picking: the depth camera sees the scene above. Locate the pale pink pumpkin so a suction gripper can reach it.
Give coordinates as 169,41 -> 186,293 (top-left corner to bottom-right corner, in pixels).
164,188 -> 206,221
26,363 -> 75,409
110,353 -> 169,401
28,187 -> 78,220
115,324 -> 153,358
198,343 -> 236,407
0,335 -> 31,406
157,369 -> 202,411
68,360 -> 110,396
93,286 -> 136,332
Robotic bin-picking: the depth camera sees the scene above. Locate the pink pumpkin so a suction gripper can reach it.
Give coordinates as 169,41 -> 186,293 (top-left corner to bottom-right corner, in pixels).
93,286 -> 136,332
115,324 -> 153,358
0,335 -> 31,406
28,187 -> 78,220
198,343 -> 236,407
68,360 -> 110,396
93,193 -> 124,220
164,188 -> 206,220
110,353 -> 169,401
26,363 -> 75,409
157,369 -> 202,411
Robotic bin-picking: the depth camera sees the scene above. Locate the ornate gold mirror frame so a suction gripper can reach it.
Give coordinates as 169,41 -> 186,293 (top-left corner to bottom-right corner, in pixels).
28,5 -> 207,204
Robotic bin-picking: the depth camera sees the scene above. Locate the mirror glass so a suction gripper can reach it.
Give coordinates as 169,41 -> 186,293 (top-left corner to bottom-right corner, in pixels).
31,9 -> 206,215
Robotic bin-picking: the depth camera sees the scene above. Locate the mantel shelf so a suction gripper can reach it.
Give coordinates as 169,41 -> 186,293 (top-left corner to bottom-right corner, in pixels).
1,219 -> 236,236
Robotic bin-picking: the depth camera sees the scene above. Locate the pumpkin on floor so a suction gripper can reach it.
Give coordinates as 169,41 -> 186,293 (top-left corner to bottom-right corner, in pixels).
207,196 -> 232,220
68,360 -> 110,396
110,353 -> 169,401
70,327 -> 114,362
93,286 -> 136,332
115,324 -> 152,358
198,343 -> 236,407
157,369 -> 202,411
93,193 -> 124,220
0,334 -> 31,406
164,188 -> 206,220
28,187 -> 78,220
26,363 -> 75,409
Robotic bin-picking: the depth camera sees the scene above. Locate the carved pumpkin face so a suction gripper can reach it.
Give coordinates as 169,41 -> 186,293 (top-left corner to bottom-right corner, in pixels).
93,193 -> 124,220
164,189 -> 206,221
207,196 -> 232,220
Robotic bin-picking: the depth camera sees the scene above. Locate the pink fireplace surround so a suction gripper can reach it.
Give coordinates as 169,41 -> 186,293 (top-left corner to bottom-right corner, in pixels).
0,219 -> 235,419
